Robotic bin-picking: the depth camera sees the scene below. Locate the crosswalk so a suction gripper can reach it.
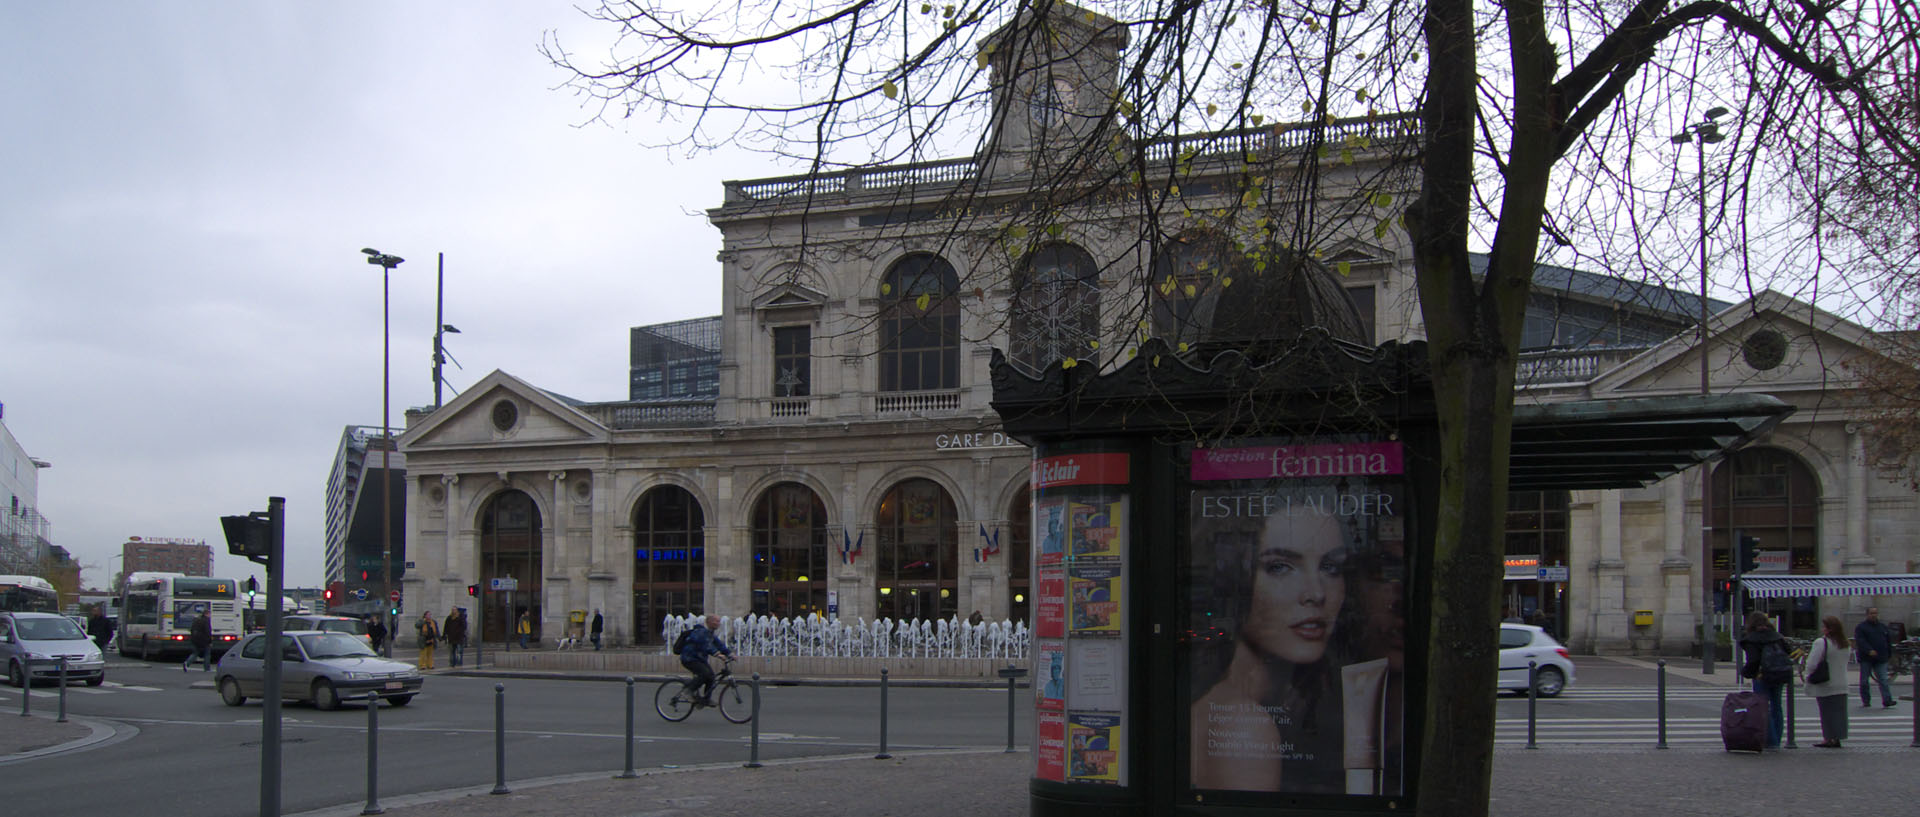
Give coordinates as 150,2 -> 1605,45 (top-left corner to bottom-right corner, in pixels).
0,680 -> 162,698
1498,685 -> 1917,745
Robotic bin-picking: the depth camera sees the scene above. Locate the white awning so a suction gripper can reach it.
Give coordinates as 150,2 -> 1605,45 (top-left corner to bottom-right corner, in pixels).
1742,574 -> 1920,599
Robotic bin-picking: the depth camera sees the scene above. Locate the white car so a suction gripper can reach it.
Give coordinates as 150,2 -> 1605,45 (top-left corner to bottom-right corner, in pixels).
1,612 -> 107,687
1498,623 -> 1575,697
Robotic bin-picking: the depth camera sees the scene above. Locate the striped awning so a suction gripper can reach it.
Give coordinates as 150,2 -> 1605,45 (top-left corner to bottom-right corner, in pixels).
1742,574 -> 1920,599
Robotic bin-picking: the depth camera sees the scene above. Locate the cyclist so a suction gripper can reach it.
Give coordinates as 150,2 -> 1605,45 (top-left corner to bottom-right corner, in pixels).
678,614 -> 735,706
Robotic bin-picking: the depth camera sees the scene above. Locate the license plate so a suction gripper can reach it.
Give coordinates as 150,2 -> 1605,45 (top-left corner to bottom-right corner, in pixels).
384,682 -> 403,690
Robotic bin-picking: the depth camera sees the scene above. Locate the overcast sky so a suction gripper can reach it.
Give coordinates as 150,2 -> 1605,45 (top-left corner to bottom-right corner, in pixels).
4,3 -> 779,589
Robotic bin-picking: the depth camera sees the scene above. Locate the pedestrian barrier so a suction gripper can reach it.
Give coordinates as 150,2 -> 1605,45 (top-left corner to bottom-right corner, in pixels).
744,673 -> 763,769
490,683 -> 510,795
361,693 -> 383,816
876,667 -> 892,760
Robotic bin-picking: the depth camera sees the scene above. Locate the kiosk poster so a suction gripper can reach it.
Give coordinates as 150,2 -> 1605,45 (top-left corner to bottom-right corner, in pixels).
1068,500 -> 1123,558
1069,563 -> 1122,634
1035,711 -> 1067,782
1184,440 -> 1407,798
1067,712 -> 1123,784
1069,639 -> 1124,711
1036,498 -> 1067,566
1036,569 -> 1067,638
1038,642 -> 1067,710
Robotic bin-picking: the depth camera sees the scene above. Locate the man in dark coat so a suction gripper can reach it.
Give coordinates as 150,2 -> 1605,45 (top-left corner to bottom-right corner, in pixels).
1854,607 -> 1897,708
86,607 -> 115,652
590,609 -> 604,651
443,608 -> 468,667
367,615 -> 387,652
183,606 -> 214,672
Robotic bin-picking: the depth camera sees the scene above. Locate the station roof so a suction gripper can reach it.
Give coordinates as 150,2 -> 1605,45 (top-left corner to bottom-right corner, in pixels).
1509,393 -> 1793,491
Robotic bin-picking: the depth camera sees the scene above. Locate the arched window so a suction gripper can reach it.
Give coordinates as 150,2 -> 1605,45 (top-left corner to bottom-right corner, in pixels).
879,254 -> 961,391
633,486 -> 705,645
480,490 -> 542,645
876,478 -> 958,621
1149,233 -> 1238,349
1712,448 -> 1821,632
1011,244 -> 1101,373
1008,485 -> 1032,624
751,483 -> 830,618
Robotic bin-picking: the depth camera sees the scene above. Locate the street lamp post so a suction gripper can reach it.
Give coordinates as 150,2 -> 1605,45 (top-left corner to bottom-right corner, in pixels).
363,247 -> 405,657
433,252 -> 460,410
1672,107 -> 1729,674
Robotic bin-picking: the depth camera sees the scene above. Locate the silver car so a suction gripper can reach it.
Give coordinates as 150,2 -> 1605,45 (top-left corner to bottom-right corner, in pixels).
2,612 -> 107,687
216,630 -> 423,710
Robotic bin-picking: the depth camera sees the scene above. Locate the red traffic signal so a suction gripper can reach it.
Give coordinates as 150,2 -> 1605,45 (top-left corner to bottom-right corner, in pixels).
323,588 -> 334,601
467,584 -> 478,596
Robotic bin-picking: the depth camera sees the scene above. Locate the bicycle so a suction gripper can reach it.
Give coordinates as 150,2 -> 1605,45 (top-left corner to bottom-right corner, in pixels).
1890,638 -> 1918,680
656,656 -> 752,723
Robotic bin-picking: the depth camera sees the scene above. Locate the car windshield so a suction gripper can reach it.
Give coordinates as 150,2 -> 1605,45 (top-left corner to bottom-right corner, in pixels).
319,620 -> 368,636
298,632 -> 378,659
16,617 -> 88,641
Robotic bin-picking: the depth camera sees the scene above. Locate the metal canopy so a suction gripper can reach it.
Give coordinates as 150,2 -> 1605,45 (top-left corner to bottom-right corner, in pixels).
1744,574 -> 1920,599
1509,394 -> 1794,492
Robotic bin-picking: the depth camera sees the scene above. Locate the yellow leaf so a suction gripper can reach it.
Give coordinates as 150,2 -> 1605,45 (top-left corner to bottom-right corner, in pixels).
1356,89 -> 1369,102
1374,192 -> 1394,207
1251,114 -> 1263,126
1374,218 -> 1391,239
1060,357 -> 1077,369
977,52 -> 991,69
1137,320 -> 1148,331
1337,261 -> 1352,277
882,81 -> 898,99
920,2 -> 931,12
943,4 -> 954,18
1127,347 -> 1138,358
1008,224 -> 1027,239
1176,342 -> 1189,353
1085,11 -> 1096,21
1206,103 -> 1218,116
1183,283 -> 1196,297
1170,185 -> 1180,197
1301,100 -> 1313,113
1341,148 -> 1354,165
1231,62 -> 1243,70
881,282 -> 892,295
1088,340 -> 1101,349
1221,276 -> 1233,288
1152,355 -> 1161,367
915,293 -> 931,311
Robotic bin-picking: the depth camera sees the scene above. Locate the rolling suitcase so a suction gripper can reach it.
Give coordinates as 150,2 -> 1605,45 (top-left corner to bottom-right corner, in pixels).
1721,690 -> 1768,752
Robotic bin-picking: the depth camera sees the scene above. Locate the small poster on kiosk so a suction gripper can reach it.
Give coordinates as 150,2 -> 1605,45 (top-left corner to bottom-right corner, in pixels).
1184,439 -> 1408,798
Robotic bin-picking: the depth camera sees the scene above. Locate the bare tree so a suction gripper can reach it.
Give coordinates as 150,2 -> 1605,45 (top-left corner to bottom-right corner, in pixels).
547,0 -> 1918,812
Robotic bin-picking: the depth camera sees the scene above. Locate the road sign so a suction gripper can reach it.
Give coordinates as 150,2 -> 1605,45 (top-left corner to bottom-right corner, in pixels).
1537,566 -> 1571,582
351,588 -> 368,600
490,577 -> 518,591
389,589 -> 403,603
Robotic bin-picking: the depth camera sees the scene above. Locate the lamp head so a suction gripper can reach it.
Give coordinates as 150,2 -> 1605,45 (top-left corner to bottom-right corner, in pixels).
1670,132 -> 1692,145
1705,106 -> 1730,120
442,324 -> 461,334
361,248 -> 379,257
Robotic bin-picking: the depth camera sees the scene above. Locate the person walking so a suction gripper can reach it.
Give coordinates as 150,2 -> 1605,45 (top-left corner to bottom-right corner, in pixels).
1806,615 -> 1853,748
1853,606 -> 1897,708
182,605 -> 214,672
86,606 -> 114,653
444,608 -> 467,667
516,610 -> 531,650
416,610 -> 439,670
1738,611 -> 1793,750
590,609 -> 604,651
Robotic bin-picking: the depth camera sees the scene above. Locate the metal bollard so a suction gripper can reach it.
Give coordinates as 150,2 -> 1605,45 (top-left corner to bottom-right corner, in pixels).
57,657 -> 68,723
19,659 -> 30,717
1526,660 -> 1538,749
744,673 -> 762,769
1783,675 -> 1796,749
875,667 -> 892,760
1656,659 -> 1668,749
619,677 -> 637,779
362,695 -> 383,815
1910,664 -> 1918,748
1000,663 -> 1026,753
490,683 -> 511,795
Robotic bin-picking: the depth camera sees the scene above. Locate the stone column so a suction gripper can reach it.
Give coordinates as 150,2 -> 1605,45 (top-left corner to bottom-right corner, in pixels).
1591,490 -> 1630,652
1844,425 -> 1876,568
1658,473 -> 1697,652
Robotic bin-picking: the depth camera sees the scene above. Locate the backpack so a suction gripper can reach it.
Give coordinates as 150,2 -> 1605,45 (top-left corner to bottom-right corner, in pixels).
671,628 -> 691,655
1760,640 -> 1794,684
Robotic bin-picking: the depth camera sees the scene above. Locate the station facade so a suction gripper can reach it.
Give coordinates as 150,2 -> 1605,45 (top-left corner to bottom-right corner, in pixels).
393,10 -> 1918,652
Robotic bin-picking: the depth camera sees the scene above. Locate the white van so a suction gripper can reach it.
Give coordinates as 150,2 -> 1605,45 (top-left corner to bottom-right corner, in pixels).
2,612 -> 107,687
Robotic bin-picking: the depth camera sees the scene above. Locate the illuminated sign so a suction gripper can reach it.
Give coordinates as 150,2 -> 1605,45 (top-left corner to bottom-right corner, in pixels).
128,536 -> 204,545
635,547 -> 705,562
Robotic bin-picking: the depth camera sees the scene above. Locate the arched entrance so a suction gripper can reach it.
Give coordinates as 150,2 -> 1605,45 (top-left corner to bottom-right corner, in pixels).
633,485 -> 705,645
750,482 -> 830,617
1009,484 -> 1032,624
876,478 -> 958,621
479,490 -> 542,645
1712,447 -> 1820,632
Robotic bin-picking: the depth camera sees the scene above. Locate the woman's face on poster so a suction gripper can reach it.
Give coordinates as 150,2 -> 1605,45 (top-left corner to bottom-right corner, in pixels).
1241,510 -> 1348,664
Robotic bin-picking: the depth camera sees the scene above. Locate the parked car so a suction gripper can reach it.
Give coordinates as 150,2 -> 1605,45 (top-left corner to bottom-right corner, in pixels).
1,612 -> 107,687
215,630 -> 423,710
1498,623 -> 1575,697
281,614 -> 372,644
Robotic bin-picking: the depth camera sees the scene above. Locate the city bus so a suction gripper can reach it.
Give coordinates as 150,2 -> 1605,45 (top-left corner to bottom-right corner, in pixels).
118,572 -> 244,659
0,574 -> 60,613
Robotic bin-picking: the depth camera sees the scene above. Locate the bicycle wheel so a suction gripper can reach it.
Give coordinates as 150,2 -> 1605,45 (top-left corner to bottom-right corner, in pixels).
717,680 -> 754,724
655,680 -> 695,722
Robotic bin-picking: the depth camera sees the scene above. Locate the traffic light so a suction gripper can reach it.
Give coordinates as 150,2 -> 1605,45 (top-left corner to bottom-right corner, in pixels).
1736,533 -> 1761,574
323,588 -> 334,602
243,576 -> 259,601
221,512 -> 274,566
467,584 -> 478,596
360,569 -> 370,582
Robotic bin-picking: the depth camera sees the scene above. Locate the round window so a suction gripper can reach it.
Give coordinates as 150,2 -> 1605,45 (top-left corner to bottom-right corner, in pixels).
1741,329 -> 1788,371
491,400 -> 519,432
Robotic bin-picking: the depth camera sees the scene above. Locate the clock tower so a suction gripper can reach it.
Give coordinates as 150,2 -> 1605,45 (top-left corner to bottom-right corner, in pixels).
979,2 -> 1129,180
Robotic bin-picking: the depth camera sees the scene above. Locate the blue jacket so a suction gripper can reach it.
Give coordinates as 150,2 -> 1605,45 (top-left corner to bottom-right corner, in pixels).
679,624 -> 732,663
1855,618 -> 1893,661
